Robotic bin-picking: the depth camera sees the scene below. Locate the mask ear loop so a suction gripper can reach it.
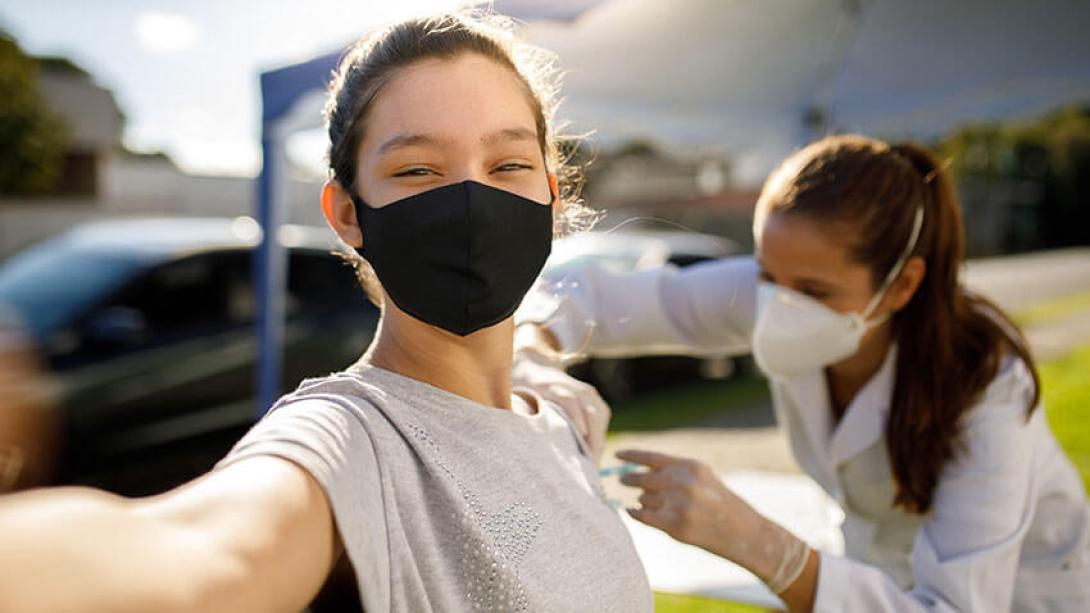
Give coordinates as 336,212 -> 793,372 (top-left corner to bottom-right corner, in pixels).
861,205 -> 925,321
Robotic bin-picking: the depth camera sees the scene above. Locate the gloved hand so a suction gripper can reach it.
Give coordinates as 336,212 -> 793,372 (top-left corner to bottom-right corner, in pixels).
512,348 -> 611,466
617,449 -> 812,596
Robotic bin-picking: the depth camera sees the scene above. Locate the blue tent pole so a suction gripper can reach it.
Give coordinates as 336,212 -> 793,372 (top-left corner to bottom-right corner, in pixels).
254,54 -> 343,420
255,124 -> 287,417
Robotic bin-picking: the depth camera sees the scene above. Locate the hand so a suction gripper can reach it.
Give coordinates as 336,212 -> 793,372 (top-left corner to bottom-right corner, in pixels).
512,350 -> 611,464
616,449 -> 758,558
0,325 -> 59,492
616,448 -> 811,595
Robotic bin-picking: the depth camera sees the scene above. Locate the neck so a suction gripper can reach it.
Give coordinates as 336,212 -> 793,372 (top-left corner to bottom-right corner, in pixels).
825,322 -> 893,416
364,305 -> 515,410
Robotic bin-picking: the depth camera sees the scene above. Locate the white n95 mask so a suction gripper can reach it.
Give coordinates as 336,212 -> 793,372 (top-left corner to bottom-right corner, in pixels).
752,206 -> 924,378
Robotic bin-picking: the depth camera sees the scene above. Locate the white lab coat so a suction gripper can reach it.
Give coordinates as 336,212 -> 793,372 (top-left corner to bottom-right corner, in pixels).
518,256 -> 1090,612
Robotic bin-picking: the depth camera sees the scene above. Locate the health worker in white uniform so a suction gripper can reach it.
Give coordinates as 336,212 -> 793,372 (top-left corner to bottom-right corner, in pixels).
513,135 -> 1090,612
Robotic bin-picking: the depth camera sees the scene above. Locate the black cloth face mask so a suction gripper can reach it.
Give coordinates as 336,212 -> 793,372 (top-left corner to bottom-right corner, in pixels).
352,180 -> 553,336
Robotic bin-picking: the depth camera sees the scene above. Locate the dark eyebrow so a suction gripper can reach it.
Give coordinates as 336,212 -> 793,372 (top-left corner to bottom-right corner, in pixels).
756,260 -> 836,289
797,278 -> 836,290
480,127 -> 538,146
377,133 -> 443,155
376,128 -> 538,156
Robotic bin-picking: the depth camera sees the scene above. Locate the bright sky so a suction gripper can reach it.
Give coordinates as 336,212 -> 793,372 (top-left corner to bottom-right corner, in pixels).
0,0 -> 469,177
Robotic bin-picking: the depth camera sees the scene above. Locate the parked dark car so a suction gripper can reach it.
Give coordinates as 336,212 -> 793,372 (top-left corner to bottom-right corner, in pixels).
0,217 -> 379,496
540,228 -> 742,402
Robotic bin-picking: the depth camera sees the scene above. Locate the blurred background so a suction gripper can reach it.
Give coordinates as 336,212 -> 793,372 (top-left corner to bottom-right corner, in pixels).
1,1 -> 1089,610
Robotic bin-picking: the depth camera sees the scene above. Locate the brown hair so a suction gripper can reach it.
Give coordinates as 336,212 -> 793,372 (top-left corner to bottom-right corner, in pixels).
755,134 -> 1040,514
323,11 -> 596,304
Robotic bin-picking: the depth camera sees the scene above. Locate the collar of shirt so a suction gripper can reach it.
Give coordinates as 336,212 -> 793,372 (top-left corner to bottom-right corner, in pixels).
828,345 -> 898,466
778,343 -> 898,473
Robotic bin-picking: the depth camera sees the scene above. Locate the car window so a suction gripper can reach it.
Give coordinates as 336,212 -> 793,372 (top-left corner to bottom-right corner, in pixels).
103,251 -> 245,348
287,251 -> 372,319
0,245 -> 145,340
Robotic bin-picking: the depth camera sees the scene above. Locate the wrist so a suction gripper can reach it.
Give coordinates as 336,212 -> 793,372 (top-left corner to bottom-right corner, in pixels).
746,519 -> 811,595
716,506 -> 807,591
514,324 -> 565,367
704,494 -> 764,564
765,534 -> 811,595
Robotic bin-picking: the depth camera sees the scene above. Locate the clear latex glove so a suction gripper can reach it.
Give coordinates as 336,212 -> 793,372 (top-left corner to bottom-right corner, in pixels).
512,348 -> 611,466
514,278 -> 597,365
617,449 -> 810,593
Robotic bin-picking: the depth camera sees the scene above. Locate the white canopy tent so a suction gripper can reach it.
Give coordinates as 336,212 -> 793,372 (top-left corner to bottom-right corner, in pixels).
254,0 -> 1090,409
527,0 -> 1090,182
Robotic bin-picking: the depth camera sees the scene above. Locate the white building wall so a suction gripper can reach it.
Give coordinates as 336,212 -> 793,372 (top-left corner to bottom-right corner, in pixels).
1,154 -> 326,260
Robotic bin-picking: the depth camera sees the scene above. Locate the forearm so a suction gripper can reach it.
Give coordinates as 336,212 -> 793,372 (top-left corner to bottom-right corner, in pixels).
0,487 -> 235,613
706,502 -> 817,611
514,322 -> 564,363
519,259 -> 758,359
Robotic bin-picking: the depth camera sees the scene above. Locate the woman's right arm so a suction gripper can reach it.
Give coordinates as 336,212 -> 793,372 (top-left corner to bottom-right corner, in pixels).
518,256 -> 759,360
0,455 -> 338,613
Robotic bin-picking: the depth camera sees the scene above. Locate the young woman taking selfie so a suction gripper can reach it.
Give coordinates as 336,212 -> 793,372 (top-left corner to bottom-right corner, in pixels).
0,12 -> 651,613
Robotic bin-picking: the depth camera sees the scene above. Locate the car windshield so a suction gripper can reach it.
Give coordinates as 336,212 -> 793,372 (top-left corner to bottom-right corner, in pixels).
0,245 -> 148,340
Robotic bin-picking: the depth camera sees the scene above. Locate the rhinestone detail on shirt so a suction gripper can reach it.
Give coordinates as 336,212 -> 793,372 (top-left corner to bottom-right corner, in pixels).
407,423 -> 543,611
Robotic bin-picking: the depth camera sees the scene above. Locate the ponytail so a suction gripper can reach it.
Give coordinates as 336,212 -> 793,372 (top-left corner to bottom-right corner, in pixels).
886,143 -> 1040,514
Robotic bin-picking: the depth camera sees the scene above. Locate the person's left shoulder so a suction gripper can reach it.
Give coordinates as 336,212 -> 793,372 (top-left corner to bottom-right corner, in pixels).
954,352 -> 1042,469
967,352 -> 1038,424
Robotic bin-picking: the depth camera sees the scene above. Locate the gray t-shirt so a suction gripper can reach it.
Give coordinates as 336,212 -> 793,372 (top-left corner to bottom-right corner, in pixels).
217,363 -> 652,613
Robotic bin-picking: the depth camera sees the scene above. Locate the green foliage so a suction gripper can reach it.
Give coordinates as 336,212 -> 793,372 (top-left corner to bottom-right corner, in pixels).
607,374 -> 771,434
937,105 -> 1090,250
0,33 -> 68,195
614,138 -> 662,159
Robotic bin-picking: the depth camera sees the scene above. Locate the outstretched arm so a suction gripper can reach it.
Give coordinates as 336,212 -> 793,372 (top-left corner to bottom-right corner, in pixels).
0,455 -> 338,613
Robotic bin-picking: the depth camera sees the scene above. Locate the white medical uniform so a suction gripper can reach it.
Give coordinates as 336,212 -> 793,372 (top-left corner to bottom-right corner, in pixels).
518,256 -> 1090,612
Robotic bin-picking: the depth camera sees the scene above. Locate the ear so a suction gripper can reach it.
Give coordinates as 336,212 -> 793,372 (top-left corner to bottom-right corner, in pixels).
547,172 -> 559,202
885,256 -> 926,313
321,179 -> 363,248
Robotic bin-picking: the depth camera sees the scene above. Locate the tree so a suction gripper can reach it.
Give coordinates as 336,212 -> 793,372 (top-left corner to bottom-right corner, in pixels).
938,105 -> 1090,252
0,32 -> 67,195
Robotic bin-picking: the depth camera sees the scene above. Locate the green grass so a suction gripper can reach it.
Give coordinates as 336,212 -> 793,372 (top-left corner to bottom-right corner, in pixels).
654,592 -> 770,612
1040,343 -> 1090,491
608,374 -> 771,435
1013,290 -> 1090,327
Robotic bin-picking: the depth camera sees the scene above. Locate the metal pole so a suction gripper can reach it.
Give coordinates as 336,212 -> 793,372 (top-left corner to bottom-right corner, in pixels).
254,125 -> 287,417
